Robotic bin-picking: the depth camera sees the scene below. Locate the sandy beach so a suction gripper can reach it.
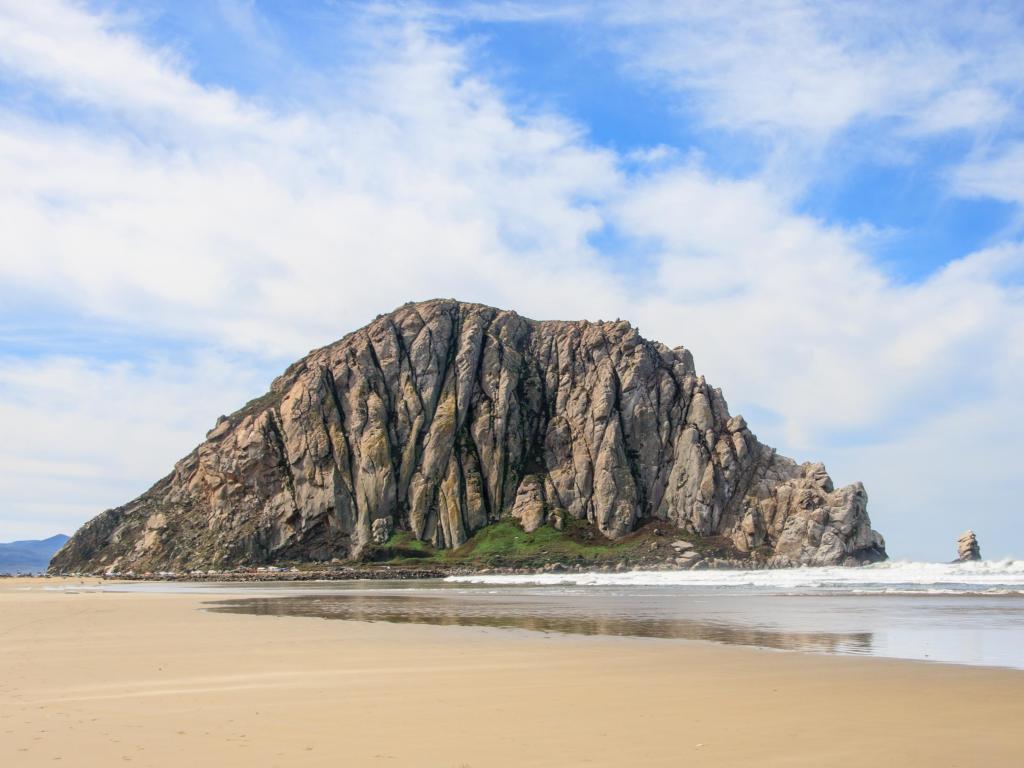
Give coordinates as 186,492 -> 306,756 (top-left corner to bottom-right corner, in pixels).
2,578 -> 1022,767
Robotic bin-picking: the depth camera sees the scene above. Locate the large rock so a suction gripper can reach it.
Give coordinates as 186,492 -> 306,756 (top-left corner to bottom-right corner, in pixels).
956,530 -> 981,562
50,299 -> 886,573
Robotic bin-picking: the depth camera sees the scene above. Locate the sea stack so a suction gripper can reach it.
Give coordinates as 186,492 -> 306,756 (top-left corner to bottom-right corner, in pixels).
957,530 -> 981,562
50,299 -> 887,574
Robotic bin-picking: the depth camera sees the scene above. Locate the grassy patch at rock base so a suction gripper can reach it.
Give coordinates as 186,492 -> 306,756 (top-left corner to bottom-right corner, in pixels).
366,517 -> 738,570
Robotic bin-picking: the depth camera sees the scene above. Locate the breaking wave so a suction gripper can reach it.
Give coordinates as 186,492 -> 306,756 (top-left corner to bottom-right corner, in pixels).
446,559 -> 1024,594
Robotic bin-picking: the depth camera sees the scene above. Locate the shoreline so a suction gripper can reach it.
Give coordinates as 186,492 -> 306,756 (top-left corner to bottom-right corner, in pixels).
9,554 -> 1020,585
9,559 -> 853,582
3,577 -> 1023,767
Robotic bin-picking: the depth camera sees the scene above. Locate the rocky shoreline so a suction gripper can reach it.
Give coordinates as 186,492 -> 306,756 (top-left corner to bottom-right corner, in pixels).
51,549 -> 850,583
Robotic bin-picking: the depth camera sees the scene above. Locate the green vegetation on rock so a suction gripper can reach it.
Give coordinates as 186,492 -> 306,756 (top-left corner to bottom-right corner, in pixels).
363,518 -> 732,570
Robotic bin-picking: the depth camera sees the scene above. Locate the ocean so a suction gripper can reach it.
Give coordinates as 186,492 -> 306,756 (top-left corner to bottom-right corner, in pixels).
172,561 -> 1019,671
90,560 -> 1024,670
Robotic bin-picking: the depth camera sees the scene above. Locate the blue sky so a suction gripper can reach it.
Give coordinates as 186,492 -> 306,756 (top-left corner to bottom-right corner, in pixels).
1,0 -> 1022,560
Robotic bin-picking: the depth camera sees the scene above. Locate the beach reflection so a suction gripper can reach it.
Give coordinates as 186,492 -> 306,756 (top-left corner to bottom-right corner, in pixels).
210,593 -> 875,656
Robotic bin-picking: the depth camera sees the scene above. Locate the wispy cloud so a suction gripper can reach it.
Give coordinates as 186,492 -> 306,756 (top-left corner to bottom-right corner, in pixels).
0,0 -> 1021,557
0,353 -> 267,540
0,6 -> 623,354
954,143 -> 1024,208
603,1 -> 1024,142
0,0 -> 269,131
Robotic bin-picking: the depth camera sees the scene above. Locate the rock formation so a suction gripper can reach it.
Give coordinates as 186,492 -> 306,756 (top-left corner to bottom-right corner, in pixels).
956,530 -> 981,562
50,299 -> 886,573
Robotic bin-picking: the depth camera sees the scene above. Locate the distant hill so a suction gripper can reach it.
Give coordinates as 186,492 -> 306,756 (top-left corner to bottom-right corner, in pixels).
0,534 -> 70,574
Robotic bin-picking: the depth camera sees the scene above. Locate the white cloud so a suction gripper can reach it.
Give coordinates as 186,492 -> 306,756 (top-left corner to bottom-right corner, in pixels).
834,386 -> 1024,561
591,0 -> 1024,213
954,143 -> 1024,207
603,1 -> 1023,144
0,0 -> 267,132
618,167 -> 1024,449
416,0 -> 1024,208
0,1 -> 1022,559
0,353 -> 269,541
0,8 -> 624,355
619,167 -> 1024,557
906,88 -> 1011,136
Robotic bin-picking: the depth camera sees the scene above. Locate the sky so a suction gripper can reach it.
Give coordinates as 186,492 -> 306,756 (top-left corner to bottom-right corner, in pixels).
1,0 -> 1022,560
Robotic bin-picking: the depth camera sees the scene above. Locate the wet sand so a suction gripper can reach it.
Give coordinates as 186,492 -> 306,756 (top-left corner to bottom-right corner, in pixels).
2,578 -> 1023,767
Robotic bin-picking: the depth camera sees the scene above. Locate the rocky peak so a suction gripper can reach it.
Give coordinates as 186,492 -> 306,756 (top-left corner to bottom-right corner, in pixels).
50,299 -> 886,573
956,530 -> 981,562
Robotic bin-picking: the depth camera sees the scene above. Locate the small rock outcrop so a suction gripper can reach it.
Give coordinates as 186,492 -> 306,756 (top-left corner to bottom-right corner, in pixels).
50,299 -> 886,573
956,530 -> 981,562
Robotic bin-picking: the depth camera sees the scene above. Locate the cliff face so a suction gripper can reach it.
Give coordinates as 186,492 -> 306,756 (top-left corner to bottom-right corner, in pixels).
51,300 -> 885,573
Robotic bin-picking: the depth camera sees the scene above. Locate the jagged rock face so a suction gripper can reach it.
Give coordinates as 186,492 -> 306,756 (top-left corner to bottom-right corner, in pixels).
51,300 -> 886,573
957,530 -> 981,562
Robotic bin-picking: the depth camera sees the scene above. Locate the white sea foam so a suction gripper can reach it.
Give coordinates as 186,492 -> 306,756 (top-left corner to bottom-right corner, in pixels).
445,559 -> 1024,593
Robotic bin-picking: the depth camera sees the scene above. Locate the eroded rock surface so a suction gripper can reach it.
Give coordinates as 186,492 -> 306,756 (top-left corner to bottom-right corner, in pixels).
51,300 -> 886,573
957,530 -> 981,562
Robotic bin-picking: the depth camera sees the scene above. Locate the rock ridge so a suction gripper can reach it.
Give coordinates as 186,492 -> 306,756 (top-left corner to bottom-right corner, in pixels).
51,299 -> 886,573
